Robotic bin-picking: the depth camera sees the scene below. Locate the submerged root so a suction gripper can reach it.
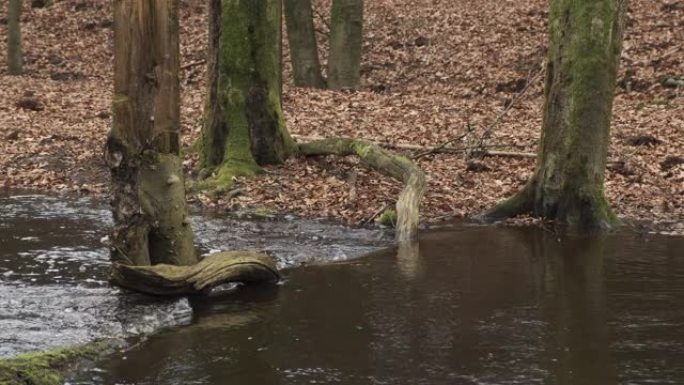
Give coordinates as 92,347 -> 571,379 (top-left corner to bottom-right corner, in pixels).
110,251 -> 280,296
298,138 -> 426,245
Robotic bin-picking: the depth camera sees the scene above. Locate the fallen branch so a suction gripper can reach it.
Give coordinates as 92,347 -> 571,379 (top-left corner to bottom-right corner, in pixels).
474,65 -> 545,151
298,138 -> 426,245
181,59 -> 206,71
293,134 -> 526,157
110,251 -> 279,296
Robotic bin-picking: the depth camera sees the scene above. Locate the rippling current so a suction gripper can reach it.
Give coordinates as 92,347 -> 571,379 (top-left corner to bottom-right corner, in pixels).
0,193 -> 391,358
2,193 -> 683,385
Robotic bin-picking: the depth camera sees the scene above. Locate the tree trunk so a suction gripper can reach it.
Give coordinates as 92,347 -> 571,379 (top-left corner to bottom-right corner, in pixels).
7,0 -> 22,75
201,0 -> 294,187
327,0 -> 363,90
106,0 -> 196,267
31,0 -> 52,8
284,0 -> 326,88
483,0 -> 627,231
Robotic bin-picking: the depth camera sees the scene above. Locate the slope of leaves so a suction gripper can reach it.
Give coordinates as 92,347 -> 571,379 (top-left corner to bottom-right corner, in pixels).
0,0 -> 682,234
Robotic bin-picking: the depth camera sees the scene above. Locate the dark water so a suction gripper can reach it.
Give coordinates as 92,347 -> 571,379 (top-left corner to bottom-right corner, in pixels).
68,226 -> 684,385
0,193 -> 390,357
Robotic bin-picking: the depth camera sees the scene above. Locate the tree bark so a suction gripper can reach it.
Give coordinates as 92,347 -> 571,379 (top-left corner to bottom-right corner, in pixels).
106,0 -> 196,267
31,0 -> 52,8
7,0 -> 22,75
483,0 -> 627,231
327,0 -> 363,90
201,0 -> 295,187
284,0 -> 326,88
299,138 -> 425,245
111,251 -> 280,296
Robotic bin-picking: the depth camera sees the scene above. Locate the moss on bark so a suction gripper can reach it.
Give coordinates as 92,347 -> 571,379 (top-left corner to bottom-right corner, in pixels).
201,0 -> 295,190
299,138 -> 425,244
483,0 -> 626,232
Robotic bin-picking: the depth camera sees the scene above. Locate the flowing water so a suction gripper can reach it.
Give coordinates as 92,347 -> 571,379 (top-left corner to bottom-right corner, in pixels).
2,193 -> 683,384
0,193 -> 390,358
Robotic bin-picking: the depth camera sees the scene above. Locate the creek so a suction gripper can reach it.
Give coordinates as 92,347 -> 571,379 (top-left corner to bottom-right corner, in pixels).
1,193 -> 683,384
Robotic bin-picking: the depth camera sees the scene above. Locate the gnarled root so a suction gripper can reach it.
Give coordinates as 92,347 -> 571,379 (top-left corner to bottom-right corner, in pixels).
110,251 -> 280,296
298,138 -> 426,245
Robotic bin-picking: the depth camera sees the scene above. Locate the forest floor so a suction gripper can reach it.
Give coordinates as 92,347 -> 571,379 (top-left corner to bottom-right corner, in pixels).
0,0 -> 682,234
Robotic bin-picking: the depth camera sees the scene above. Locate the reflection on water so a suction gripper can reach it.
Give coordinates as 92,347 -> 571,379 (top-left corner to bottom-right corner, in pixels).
72,227 -> 684,385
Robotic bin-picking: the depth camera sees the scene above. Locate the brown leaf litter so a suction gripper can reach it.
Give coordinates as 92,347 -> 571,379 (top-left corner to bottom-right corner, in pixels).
0,0 -> 682,235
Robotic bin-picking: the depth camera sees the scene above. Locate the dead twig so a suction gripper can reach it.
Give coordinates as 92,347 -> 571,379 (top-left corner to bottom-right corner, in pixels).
181,59 -> 206,71
473,64 -> 545,154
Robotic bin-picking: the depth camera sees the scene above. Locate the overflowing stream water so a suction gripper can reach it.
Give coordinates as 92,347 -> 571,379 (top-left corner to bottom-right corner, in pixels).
2,192 -> 683,384
0,193 -> 390,358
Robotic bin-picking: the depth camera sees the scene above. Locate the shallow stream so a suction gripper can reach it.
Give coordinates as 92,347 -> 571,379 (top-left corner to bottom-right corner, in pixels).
2,193 -> 683,384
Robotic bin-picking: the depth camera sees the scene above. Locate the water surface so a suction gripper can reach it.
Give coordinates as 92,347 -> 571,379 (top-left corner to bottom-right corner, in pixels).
0,193 -> 389,357
71,227 -> 684,385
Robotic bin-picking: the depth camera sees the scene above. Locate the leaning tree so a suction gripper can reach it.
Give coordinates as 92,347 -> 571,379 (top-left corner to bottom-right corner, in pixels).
483,0 -> 628,231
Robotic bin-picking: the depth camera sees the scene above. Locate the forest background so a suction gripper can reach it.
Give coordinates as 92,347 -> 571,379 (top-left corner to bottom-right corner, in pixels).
0,0 -> 682,234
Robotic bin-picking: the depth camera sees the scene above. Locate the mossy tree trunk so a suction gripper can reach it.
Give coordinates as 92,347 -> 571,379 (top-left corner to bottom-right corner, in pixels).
284,0 -> 326,88
483,0 -> 627,231
7,0 -> 22,75
105,0 -> 196,267
327,0 -> 363,90
201,0 -> 295,187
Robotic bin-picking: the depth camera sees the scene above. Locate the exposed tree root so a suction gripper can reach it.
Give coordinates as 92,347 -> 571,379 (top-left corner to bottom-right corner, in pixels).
479,182 -> 535,222
298,138 -> 426,245
110,251 -> 280,296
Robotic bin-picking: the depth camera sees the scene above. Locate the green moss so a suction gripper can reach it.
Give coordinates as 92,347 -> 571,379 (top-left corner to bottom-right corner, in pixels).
194,159 -> 261,196
0,341 -> 110,385
253,207 -> 276,217
379,209 -> 398,227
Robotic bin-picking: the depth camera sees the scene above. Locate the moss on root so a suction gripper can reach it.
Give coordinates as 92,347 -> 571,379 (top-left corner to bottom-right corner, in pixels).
379,209 -> 398,227
193,160 -> 261,196
0,341 -> 111,385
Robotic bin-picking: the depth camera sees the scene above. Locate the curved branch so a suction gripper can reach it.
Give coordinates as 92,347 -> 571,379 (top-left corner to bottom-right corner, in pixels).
298,138 -> 426,245
110,251 -> 280,296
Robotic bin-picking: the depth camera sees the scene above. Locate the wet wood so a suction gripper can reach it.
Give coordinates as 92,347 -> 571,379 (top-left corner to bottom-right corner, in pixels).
110,251 -> 280,296
299,138 -> 425,245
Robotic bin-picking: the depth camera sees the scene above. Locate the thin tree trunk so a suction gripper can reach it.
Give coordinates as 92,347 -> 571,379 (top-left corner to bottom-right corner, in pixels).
284,0 -> 326,88
327,0 -> 363,90
7,0 -> 22,75
483,0 -> 627,231
106,0 -> 196,267
200,0 -> 294,187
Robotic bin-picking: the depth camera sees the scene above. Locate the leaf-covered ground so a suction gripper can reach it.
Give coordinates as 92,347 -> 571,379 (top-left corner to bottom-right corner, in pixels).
0,0 -> 682,234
